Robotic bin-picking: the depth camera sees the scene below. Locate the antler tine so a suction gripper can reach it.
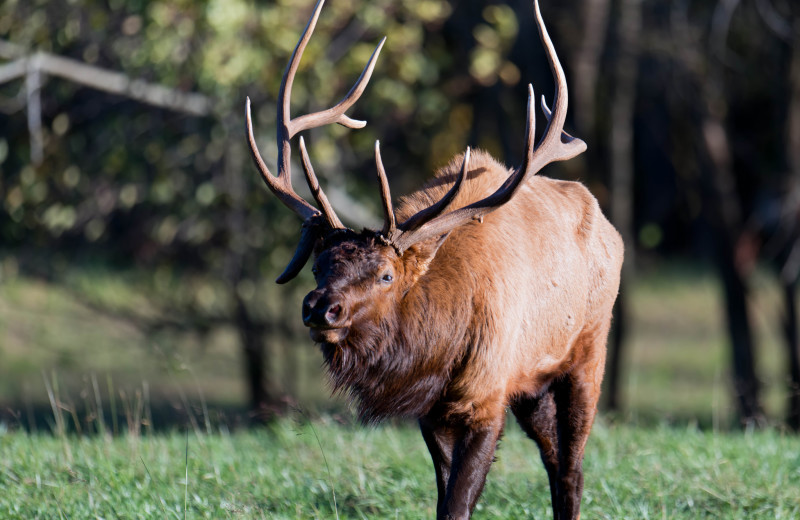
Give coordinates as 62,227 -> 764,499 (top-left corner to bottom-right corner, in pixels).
271,0 -> 385,231
299,136 -> 345,229
288,36 -> 387,138
278,0 -> 385,141
374,141 -> 397,237
540,96 -> 581,144
246,97 -> 319,220
397,147 -> 471,235
249,0 -> 385,228
275,0 -> 323,182
388,0 -> 585,253
528,0 -> 586,163
499,83 -> 535,193
505,0 -> 584,186
245,0 -> 331,222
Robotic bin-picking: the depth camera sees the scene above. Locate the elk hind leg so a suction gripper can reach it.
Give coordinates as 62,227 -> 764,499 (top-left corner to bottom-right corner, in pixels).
551,342 -> 606,520
511,387 -> 561,519
512,360 -> 604,518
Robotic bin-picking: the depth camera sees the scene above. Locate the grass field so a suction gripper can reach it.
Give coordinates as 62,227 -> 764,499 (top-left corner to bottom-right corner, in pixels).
1,417 -> 799,519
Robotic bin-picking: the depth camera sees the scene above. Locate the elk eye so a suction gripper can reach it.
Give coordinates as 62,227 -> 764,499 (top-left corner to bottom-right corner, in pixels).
311,266 -> 319,276
380,273 -> 393,283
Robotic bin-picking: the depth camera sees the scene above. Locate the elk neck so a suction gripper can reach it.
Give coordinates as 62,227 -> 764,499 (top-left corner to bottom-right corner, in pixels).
319,241 -> 484,423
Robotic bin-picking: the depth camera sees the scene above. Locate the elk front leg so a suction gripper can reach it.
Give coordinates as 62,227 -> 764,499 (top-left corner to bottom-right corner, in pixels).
419,416 -> 457,515
437,414 -> 505,520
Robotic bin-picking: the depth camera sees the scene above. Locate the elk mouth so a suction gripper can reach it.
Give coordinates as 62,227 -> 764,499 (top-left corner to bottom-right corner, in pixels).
309,326 -> 350,344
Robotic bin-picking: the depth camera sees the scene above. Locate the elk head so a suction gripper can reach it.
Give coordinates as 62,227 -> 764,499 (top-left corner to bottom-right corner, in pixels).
246,0 -> 585,344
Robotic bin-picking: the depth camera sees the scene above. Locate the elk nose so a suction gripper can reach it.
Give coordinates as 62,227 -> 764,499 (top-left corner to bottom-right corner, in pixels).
302,290 -> 343,328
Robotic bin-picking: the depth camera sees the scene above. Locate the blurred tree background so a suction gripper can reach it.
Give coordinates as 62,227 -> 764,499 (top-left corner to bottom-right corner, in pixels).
0,0 -> 797,430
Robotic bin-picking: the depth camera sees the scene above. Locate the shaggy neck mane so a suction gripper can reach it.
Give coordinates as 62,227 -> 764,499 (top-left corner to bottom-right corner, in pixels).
319,151 -> 502,423
320,271 -> 472,424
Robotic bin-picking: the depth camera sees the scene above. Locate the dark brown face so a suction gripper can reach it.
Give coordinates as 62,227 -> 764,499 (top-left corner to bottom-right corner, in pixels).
302,232 -> 400,343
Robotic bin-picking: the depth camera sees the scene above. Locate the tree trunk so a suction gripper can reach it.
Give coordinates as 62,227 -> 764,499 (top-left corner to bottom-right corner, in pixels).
701,114 -> 766,427
222,114 -> 273,423
717,235 -> 764,426
234,295 -> 272,423
605,0 -> 639,412
572,0 -> 611,138
783,16 -> 800,432
606,280 -> 626,411
690,0 -> 766,427
784,280 -> 800,430
25,62 -> 43,165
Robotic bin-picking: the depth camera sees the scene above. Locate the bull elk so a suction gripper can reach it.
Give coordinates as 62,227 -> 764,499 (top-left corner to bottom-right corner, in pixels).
246,0 -> 623,518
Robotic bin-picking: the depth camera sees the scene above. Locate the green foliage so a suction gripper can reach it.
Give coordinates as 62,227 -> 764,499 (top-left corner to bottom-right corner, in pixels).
0,419 -> 799,518
0,0 -> 486,348
0,0 -> 467,263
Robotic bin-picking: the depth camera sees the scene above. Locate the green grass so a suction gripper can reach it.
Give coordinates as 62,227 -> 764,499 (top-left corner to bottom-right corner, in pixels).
1,418 -> 799,519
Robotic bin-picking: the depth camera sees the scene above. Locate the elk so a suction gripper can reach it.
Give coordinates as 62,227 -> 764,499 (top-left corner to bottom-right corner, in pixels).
245,0 -> 623,518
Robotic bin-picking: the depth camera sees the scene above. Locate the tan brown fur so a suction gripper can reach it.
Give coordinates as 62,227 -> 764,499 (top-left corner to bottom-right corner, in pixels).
391,149 -> 622,424
300,149 -> 622,519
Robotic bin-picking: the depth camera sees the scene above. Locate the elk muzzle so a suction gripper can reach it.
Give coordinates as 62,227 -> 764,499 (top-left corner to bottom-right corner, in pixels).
302,289 -> 350,343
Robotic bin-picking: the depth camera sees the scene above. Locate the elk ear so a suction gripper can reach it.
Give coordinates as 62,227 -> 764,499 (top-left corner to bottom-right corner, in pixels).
276,220 -> 322,284
403,232 -> 451,279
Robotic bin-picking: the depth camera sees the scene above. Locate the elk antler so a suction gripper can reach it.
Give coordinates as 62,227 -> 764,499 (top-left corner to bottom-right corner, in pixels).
378,0 -> 586,253
374,141 -> 397,237
246,0 -> 385,282
374,142 -> 470,242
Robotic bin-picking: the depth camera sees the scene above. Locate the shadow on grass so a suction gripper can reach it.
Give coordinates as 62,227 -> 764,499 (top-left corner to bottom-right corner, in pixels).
1,397 -> 752,437
0,399 -> 261,435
